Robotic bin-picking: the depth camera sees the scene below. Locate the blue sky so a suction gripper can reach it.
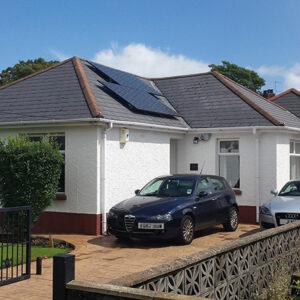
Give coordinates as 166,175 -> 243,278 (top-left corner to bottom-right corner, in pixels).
1,0 -> 300,91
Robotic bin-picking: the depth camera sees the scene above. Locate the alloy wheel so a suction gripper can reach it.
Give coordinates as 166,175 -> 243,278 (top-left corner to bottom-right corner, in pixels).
230,209 -> 238,229
182,218 -> 194,242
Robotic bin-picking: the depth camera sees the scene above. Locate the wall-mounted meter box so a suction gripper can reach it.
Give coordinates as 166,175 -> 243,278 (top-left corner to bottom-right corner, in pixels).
120,128 -> 129,144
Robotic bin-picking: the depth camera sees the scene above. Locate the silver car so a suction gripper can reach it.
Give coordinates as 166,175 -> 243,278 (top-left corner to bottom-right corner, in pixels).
260,180 -> 300,229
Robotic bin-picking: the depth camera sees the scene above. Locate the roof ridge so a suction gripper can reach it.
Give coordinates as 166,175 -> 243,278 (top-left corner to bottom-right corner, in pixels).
269,88 -> 300,102
212,71 -> 283,126
72,57 -> 102,118
149,71 -> 212,81
0,57 -> 73,91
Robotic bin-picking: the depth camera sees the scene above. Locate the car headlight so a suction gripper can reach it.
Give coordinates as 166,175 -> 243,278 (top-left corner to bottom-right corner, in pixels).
260,205 -> 272,215
149,213 -> 173,222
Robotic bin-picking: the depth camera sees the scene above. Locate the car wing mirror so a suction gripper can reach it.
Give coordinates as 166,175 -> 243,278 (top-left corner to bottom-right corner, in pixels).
270,189 -> 278,196
197,190 -> 208,199
135,189 -> 141,195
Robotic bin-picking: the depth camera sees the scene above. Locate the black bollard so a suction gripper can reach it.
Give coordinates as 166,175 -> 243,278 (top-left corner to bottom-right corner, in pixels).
36,256 -> 42,275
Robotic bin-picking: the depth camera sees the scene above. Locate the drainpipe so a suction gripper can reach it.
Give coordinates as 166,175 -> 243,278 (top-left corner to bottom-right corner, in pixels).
253,128 -> 260,222
100,122 -> 113,235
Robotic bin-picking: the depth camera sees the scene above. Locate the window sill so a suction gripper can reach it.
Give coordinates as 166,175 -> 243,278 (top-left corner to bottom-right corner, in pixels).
56,193 -> 67,201
233,188 -> 242,196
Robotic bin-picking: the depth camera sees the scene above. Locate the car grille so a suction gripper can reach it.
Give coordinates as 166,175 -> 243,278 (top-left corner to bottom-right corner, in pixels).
124,215 -> 135,232
275,212 -> 300,226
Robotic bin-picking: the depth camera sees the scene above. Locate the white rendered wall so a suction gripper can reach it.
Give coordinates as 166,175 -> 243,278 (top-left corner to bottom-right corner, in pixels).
104,128 -> 174,213
176,132 -> 258,208
259,132 -> 300,204
0,126 -> 100,214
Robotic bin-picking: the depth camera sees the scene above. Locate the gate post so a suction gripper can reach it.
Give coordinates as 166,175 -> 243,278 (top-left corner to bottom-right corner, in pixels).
53,254 -> 75,300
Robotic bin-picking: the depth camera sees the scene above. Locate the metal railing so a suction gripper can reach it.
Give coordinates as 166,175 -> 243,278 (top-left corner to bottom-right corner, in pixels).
0,206 -> 31,286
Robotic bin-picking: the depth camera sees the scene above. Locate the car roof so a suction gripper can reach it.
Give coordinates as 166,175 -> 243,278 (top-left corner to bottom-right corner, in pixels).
157,174 -> 224,180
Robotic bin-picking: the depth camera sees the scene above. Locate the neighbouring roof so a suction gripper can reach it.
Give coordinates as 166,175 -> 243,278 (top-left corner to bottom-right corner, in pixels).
269,89 -> 300,119
0,56 -> 300,130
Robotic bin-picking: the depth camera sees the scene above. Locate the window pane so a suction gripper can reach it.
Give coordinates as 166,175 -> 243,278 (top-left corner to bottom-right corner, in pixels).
209,177 -> 226,191
290,156 -> 300,180
28,136 -> 43,142
290,141 -> 295,154
219,156 -> 240,188
295,142 -> 300,154
50,136 -> 65,151
220,140 -> 239,153
196,178 -> 210,195
57,153 -> 65,193
139,179 -> 164,196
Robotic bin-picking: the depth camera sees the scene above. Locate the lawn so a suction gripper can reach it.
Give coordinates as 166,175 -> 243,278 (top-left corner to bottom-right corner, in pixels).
0,244 -> 70,267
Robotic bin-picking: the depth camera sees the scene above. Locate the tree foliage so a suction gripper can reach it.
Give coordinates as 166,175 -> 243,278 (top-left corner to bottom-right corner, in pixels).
0,58 -> 59,86
209,61 -> 265,93
0,136 -> 63,222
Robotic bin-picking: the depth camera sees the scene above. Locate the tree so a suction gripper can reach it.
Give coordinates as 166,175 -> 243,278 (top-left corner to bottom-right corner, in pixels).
0,136 -> 63,222
0,58 -> 59,86
209,61 -> 265,93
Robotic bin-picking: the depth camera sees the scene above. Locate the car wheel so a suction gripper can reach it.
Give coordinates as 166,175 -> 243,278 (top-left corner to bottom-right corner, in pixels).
177,215 -> 194,245
223,207 -> 239,231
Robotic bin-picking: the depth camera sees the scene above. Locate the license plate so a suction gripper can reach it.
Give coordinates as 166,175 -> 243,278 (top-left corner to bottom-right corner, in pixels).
280,218 -> 296,225
138,223 -> 164,230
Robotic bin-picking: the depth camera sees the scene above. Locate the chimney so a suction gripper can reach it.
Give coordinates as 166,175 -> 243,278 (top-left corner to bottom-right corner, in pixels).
263,89 -> 275,99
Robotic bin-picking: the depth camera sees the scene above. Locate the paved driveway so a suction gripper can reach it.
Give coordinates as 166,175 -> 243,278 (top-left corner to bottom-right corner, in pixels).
0,224 -> 259,300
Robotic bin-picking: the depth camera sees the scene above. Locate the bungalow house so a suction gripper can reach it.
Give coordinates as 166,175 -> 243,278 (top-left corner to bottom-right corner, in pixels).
0,56 -> 300,235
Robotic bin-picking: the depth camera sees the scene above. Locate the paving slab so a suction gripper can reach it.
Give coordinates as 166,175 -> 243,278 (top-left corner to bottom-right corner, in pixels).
0,224 -> 259,299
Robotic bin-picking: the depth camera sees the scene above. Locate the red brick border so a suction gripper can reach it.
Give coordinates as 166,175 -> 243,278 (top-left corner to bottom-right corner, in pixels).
32,205 -> 257,236
33,212 -> 102,235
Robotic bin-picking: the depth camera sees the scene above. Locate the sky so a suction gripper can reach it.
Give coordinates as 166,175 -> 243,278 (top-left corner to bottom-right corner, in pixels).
1,0 -> 300,92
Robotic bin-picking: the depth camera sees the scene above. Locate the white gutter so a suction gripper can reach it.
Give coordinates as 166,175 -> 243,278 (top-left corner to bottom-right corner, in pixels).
100,122 -> 113,235
253,128 -> 261,223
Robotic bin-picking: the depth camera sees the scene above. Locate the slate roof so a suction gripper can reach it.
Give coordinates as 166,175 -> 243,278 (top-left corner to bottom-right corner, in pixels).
270,89 -> 300,119
154,72 -> 300,128
0,56 -> 299,130
0,59 -> 92,122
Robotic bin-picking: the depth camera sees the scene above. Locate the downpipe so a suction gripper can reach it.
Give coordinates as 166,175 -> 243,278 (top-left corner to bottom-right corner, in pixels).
100,122 -> 113,235
253,128 -> 261,223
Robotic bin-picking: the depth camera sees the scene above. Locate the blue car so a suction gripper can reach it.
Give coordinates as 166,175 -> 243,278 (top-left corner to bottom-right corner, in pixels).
107,174 -> 238,244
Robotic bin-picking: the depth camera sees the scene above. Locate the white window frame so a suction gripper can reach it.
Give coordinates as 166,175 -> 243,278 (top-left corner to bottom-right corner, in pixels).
290,140 -> 300,180
26,133 -> 65,194
217,139 -> 240,188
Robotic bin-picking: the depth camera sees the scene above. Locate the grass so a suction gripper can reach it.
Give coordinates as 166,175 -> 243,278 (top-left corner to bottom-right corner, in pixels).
0,244 -> 70,267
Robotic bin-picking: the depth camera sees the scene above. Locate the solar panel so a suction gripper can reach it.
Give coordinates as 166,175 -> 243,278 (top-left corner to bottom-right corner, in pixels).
89,61 -> 162,95
103,82 -> 178,116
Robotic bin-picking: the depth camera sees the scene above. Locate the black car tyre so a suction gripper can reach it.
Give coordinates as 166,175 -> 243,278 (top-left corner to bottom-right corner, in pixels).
177,215 -> 194,245
223,207 -> 239,231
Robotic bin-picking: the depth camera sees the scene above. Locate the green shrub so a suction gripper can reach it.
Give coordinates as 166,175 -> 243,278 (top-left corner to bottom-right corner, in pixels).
0,135 -> 63,222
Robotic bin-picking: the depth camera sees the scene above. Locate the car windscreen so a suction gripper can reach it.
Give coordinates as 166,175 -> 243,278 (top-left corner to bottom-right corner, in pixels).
279,181 -> 300,196
139,178 -> 196,197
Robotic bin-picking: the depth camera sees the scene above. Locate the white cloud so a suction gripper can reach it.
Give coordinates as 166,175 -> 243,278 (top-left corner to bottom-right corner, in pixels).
93,43 -> 210,77
257,64 -> 300,90
50,50 -> 70,61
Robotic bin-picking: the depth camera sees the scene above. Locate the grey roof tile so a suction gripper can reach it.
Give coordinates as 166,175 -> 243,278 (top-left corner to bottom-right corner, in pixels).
219,76 -> 300,128
0,60 -> 92,123
153,73 -> 273,128
272,90 -> 300,119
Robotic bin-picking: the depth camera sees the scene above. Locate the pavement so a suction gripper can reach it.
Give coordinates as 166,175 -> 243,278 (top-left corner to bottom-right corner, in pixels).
0,224 -> 259,300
